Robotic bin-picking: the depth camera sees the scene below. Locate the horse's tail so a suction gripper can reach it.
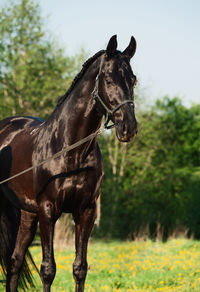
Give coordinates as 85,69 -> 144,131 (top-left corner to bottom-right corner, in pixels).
0,194 -> 38,290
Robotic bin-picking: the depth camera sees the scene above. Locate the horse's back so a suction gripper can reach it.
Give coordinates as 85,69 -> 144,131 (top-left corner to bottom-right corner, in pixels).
0,116 -> 44,131
0,116 -> 44,150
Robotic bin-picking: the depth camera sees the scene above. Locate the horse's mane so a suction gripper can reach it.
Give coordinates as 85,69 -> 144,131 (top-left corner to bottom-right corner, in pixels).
57,50 -> 105,106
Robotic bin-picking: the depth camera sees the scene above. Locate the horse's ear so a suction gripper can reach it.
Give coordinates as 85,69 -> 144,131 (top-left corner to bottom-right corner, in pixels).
106,35 -> 117,58
123,36 -> 137,59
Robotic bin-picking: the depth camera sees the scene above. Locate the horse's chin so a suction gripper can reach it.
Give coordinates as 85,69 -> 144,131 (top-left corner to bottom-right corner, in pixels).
116,131 -> 135,143
115,120 -> 138,143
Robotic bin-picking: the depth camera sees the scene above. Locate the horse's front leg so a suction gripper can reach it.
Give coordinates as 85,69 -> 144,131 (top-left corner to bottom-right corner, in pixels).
38,200 -> 57,292
73,202 -> 97,292
6,211 -> 38,292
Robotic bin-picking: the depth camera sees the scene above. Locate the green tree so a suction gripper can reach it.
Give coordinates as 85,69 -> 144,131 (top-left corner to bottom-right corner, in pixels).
97,97 -> 200,241
0,0 -> 86,119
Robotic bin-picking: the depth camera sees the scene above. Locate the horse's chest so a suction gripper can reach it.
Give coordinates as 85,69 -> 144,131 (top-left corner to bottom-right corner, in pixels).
63,168 -> 96,197
59,166 -> 101,213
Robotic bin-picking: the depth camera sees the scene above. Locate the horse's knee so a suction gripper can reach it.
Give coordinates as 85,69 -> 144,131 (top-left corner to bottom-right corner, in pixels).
73,260 -> 88,284
6,253 -> 23,291
10,254 -> 24,275
40,260 -> 56,285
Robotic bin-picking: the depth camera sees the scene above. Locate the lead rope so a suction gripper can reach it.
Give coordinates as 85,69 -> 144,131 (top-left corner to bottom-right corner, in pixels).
0,55 -> 134,185
0,128 -> 104,185
0,56 -> 106,186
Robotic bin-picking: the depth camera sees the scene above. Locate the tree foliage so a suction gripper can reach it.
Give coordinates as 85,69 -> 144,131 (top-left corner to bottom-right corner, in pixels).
0,0 -> 86,119
97,97 -> 200,241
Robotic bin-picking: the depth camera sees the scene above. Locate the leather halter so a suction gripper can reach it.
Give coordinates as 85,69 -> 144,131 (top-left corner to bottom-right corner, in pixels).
92,55 -> 134,129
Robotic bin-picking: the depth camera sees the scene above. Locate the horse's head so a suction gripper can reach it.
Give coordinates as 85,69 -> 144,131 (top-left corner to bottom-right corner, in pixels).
94,35 -> 138,142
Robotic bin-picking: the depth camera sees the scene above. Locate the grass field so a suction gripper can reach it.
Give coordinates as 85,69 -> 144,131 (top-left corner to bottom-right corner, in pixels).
1,239 -> 200,291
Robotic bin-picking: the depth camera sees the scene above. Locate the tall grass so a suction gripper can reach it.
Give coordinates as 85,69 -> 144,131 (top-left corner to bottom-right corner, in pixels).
1,239 -> 200,291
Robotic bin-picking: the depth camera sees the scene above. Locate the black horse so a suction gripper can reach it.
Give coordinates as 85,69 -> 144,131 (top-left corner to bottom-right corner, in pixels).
0,35 -> 138,292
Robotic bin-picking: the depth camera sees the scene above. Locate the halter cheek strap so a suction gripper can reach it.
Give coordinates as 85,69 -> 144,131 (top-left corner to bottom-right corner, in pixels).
92,55 -> 134,129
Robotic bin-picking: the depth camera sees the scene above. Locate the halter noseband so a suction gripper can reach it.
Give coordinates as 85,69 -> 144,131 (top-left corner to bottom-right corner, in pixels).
92,55 -> 134,129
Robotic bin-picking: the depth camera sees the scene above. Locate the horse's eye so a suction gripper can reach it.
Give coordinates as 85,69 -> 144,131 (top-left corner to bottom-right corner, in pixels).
105,79 -> 111,85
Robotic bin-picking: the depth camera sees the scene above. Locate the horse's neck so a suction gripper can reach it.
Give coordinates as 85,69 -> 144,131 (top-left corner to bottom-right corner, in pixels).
41,56 -> 103,154
62,59 -> 102,141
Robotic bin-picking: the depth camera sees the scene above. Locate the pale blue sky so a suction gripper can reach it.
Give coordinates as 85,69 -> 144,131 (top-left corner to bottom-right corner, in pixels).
1,0 -> 200,106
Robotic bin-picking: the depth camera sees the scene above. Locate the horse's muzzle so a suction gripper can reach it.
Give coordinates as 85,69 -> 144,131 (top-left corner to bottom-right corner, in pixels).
116,121 -> 138,142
